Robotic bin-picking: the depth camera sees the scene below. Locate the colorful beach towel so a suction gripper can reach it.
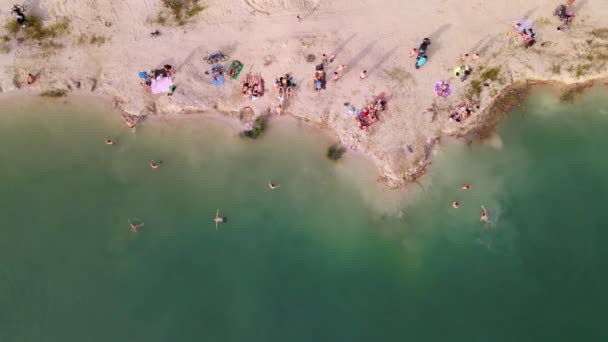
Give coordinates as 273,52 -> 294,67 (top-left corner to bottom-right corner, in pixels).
227,60 -> 244,80
434,81 -> 451,98
212,64 -> 225,86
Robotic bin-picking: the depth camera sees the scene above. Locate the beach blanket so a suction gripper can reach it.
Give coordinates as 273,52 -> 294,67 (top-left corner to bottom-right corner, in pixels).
212,64 -> 225,86
246,73 -> 264,96
213,74 -> 225,86
151,75 -> 174,94
434,81 -> 451,98
227,60 -> 244,80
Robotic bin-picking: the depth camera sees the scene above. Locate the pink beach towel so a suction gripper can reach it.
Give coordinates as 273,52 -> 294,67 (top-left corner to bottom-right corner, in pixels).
151,76 -> 174,94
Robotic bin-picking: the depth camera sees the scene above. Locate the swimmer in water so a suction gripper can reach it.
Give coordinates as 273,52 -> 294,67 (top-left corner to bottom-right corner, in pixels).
213,209 -> 226,230
150,160 -> 162,169
105,139 -> 115,145
268,180 -> 280,190
128,219 -> 144,232
452,201 -> 460,209
480,205 -> 489,222
461,184 -> 470,190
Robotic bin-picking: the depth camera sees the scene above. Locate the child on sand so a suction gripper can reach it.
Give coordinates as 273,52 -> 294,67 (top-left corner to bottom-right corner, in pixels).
360,70 -> 367,79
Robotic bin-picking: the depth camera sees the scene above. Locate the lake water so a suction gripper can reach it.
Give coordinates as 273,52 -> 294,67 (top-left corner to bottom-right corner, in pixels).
0,89 -> 607,341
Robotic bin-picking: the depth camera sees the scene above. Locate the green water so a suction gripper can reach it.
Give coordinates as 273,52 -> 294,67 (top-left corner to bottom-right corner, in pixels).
0,91 -> 607,341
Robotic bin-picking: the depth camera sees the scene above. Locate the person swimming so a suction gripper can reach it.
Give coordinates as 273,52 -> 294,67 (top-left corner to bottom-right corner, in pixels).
452,201 -> 460,209
150,160 -> 162,169
105,139 -> 115,145
128,219 -> 144,232
480,205 -> 489,222
461,184 -> 470,190
268,180 -> 280,190
213,209 -> 226,230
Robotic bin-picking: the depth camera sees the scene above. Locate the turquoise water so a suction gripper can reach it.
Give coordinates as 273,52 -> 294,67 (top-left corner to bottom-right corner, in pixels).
0,90 -> 607,341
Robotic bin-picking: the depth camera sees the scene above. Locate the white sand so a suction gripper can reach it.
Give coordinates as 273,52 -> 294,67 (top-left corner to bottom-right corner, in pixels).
1,0 -> 607,186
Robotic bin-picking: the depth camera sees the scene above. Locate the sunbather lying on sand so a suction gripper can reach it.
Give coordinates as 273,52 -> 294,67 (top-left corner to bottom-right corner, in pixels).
242,82 -> 251,96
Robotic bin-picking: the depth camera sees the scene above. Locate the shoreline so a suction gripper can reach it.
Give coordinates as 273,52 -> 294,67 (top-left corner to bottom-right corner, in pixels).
447,77 -> 608,145
1,76 -> 607,190
1,0 -> 607,188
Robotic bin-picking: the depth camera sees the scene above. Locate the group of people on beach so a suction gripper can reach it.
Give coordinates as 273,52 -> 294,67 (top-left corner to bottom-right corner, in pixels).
354,96 -> 386,131
242,73 -> 264,100
140,64 -> 176,96
273,74 -> 295,115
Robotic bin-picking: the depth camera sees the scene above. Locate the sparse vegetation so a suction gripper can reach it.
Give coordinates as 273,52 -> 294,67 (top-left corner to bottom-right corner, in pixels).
4,16 -> 69,42
575,64 -> 591,78
40,89 -> 67,97
151,13 -> 168,26
480,66 -> 501,82
0,36 -> 10,53
89,35 -> 108,46
467,79 -> 483,98
590,28 -> 608,39
386,67 -> 413,83
77,33 -> 87,45
240,116 -> 266,139
155,0 -> 207,26
4,19 -> 20,35
326,144 -> 346,161
186,2 -> 207,18
550,63 -> 561,74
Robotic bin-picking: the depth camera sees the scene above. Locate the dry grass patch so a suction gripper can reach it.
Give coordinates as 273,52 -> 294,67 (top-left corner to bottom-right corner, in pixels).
386,67 -> 413,83
154,0 -> 208,26
590,28 -> 608,39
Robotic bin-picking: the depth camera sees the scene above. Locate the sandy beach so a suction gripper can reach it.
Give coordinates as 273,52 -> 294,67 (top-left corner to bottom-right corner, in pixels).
1,0 -> 607,186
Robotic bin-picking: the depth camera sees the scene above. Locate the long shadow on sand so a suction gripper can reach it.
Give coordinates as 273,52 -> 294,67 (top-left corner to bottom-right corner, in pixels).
345,40 -> 378,74
368,45 -> 399,76
427,23 -> 452,53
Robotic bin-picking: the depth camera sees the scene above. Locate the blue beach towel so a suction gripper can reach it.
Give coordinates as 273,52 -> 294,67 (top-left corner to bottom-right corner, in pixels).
211,64 -> 224,86
212,74 -> 224,86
